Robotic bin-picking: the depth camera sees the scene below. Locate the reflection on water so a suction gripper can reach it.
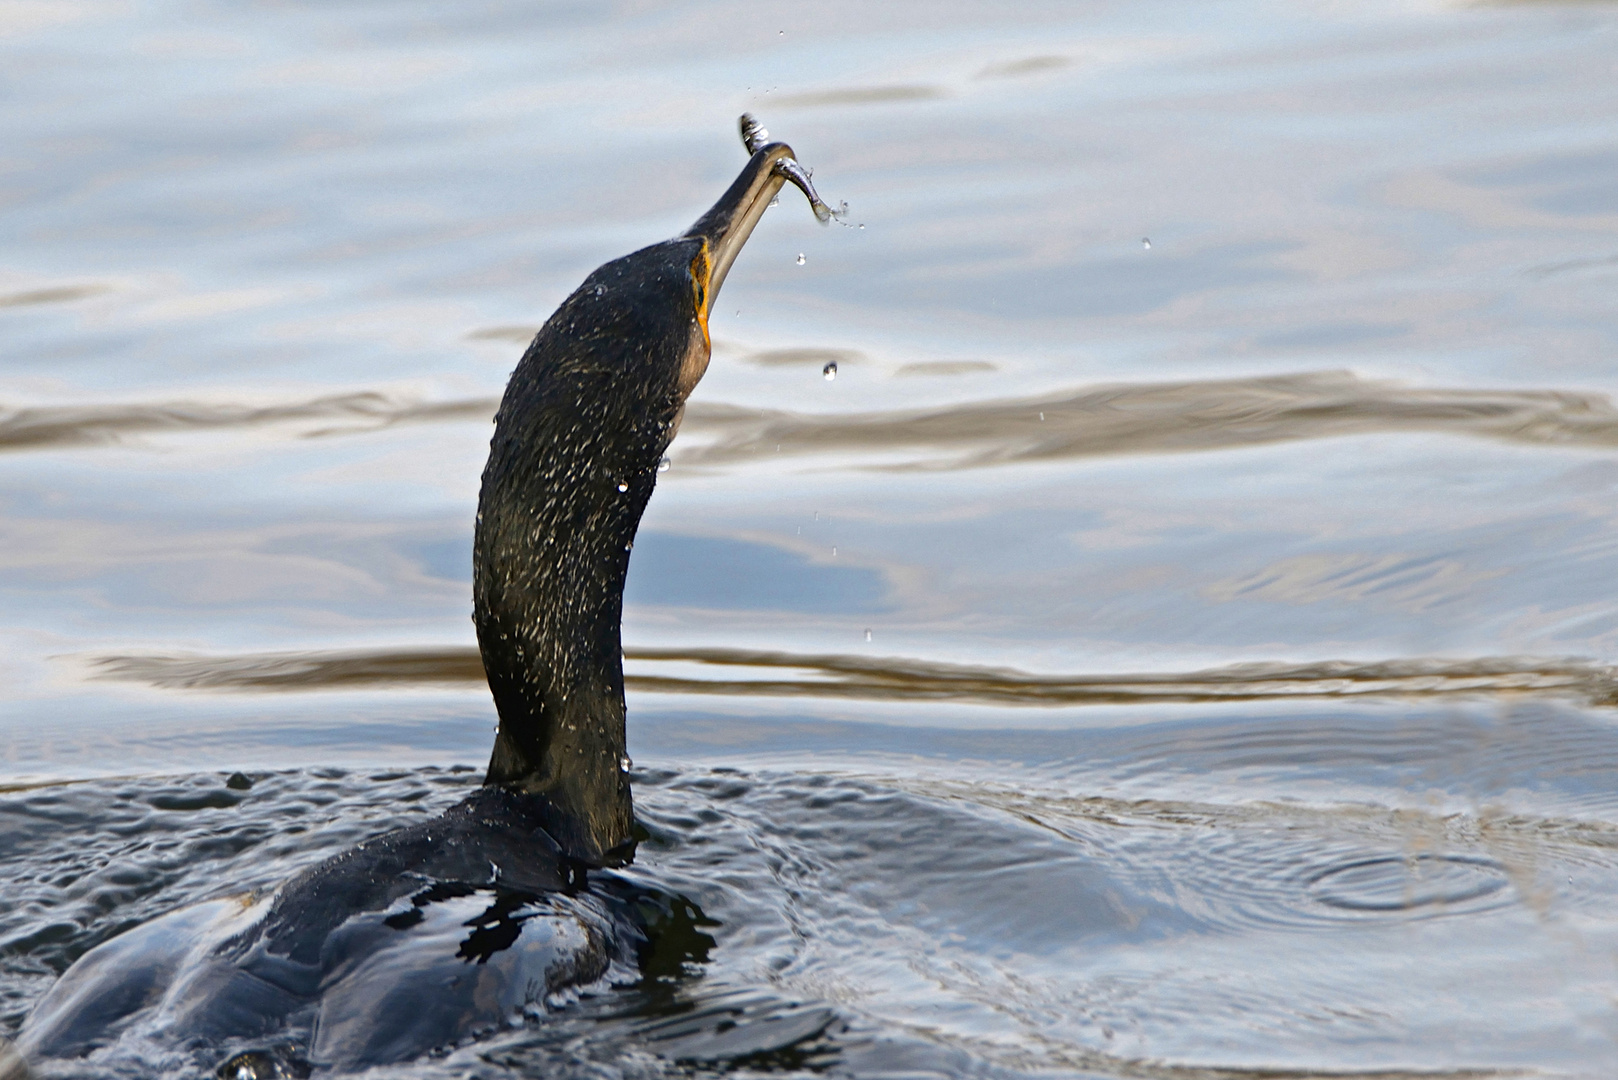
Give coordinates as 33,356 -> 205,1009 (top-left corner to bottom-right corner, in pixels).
85,644 -> 1618,708
893,359 -> 997,376
677,371 -> 1618,470
624,532 -> 890,612
5,0 -> 1618,1074
0,391 -> 495,452
739,345 -> 865,369
19,369 -> 1615,464
0,285 -> 112,309
773,85 -> 947,109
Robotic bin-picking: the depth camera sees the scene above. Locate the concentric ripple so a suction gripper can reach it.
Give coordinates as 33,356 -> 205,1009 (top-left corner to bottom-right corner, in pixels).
1304,853 -> 1509,915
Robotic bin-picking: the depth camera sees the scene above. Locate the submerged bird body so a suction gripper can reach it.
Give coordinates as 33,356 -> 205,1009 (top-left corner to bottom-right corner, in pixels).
15,118 -> 834,1077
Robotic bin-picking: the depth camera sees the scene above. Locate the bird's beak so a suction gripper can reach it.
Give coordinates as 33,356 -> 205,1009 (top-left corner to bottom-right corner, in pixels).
684,115 -> 838,328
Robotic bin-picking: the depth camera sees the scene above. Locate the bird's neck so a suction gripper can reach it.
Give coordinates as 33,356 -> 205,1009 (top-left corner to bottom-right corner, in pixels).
472,311 -> 690,867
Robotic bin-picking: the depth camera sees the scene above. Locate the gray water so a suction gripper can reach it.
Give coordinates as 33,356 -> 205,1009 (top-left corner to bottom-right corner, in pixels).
4,0 -> 1618,1075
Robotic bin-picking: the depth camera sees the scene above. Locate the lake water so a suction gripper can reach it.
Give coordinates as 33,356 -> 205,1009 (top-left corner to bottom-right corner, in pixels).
4,0 -> 1618,1075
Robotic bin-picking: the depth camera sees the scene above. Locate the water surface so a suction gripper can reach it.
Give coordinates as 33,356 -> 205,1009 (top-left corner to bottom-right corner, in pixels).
4,0 -> 1618,1075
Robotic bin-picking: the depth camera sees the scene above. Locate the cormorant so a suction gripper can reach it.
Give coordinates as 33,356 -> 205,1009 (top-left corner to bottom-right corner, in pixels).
13,115 -> 837,1079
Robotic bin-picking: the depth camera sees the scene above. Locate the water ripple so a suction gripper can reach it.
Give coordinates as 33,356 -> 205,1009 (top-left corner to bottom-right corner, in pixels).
0,284 -> 111,308
0,393 -> 496,452
0,767 -> 1589,1076
82,646 -> 1618,708
1304,854 -> 1509,915
9,372 -> 1618,466
677,371 -> 1618,471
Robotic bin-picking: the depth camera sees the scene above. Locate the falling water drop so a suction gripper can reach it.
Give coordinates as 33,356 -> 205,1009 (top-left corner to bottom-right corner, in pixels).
822,361 -> 837,381
864,628 -> 872,642
796,253 -> 806,265
1039,412 -> 1045,421
831,546 -> 837,556
616,482 -> 628,492
1141,237 -> 1152,249
657,456 -> 672,473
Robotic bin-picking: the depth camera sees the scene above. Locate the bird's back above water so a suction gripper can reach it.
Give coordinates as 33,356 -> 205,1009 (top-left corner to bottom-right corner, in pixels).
19,788 -> 618,1076
12,116 -> 835,1079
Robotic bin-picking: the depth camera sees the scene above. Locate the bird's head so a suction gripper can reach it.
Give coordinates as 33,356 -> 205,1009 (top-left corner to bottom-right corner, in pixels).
677,114 -> 839,389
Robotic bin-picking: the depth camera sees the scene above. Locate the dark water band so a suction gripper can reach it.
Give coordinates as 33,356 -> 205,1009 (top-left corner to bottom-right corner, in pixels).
83,646 -> 1618,709
9,370 -> 1618,464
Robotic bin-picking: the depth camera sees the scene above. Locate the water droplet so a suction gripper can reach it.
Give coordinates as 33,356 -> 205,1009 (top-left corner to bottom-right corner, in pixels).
796,253 -> 806,265
831,546 -> 837,556
657,456 -> 672,473
620,755 -> 633,772
1039,412 -> 1045,421
822,361 -> 837,381
775,444 -> 781,451
864,628 -> 872,642
858,223 -> 865,229
778,29 -> 784,35
1141,237 -> 1152,249
768,195 -> 780,208
616,482 -> 628,492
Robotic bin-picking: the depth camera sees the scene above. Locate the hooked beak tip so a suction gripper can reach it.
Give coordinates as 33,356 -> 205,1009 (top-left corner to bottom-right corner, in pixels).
739,113 -> 770,155
739,115 -> 841,224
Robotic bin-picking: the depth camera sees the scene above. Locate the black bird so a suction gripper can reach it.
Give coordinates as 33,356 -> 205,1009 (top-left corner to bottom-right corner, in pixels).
13,115 -> 837,1079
